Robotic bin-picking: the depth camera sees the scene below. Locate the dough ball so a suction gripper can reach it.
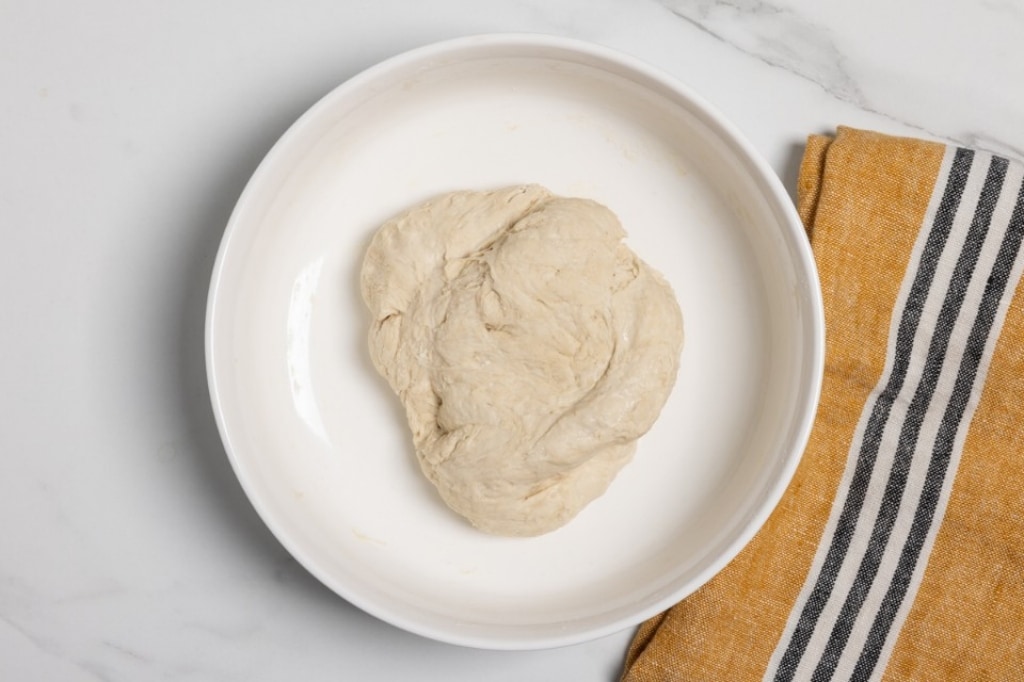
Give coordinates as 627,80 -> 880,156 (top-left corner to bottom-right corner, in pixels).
360,185 -> 683,536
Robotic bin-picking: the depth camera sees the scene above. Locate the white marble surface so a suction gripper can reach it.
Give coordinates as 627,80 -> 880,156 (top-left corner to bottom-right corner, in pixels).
3,1 -> 1023,680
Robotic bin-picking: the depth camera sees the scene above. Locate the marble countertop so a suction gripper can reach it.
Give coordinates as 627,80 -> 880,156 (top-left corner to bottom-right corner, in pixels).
4,1 -> 1022,680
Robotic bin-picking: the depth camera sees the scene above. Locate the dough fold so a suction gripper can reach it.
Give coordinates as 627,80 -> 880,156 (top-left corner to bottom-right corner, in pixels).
360,185 -> 683,536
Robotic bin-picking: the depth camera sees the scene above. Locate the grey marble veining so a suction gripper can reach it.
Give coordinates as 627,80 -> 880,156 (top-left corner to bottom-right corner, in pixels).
656,0 -> 1024,159
659,0 -> 867,104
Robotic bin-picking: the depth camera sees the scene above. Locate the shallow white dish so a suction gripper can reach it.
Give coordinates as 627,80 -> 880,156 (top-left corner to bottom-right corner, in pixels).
206,34 -> 824,650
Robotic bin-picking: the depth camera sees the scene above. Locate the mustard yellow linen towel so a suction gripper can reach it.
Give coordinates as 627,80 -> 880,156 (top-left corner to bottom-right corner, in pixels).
622,126 -> 1024,681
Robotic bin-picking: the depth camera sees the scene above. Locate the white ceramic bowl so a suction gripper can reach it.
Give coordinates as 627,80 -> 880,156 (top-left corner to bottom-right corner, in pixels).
206,34 -> 824,650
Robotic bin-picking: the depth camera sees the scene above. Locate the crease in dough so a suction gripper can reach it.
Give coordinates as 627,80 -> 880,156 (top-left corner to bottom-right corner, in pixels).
360,185 -> 683,536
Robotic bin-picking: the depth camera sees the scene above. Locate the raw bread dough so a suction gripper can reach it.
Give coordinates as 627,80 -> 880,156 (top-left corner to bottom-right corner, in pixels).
360,185 -> 683,536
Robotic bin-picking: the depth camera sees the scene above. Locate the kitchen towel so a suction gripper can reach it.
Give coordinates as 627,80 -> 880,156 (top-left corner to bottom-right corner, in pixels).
621,126 -> 1024,681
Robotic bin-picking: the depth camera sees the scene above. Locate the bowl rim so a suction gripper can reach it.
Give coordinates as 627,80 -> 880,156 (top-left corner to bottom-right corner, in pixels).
205,32 -> 825,650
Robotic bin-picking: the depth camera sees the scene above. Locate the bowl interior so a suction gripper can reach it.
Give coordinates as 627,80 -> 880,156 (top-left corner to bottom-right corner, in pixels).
207,35 -> 823,649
